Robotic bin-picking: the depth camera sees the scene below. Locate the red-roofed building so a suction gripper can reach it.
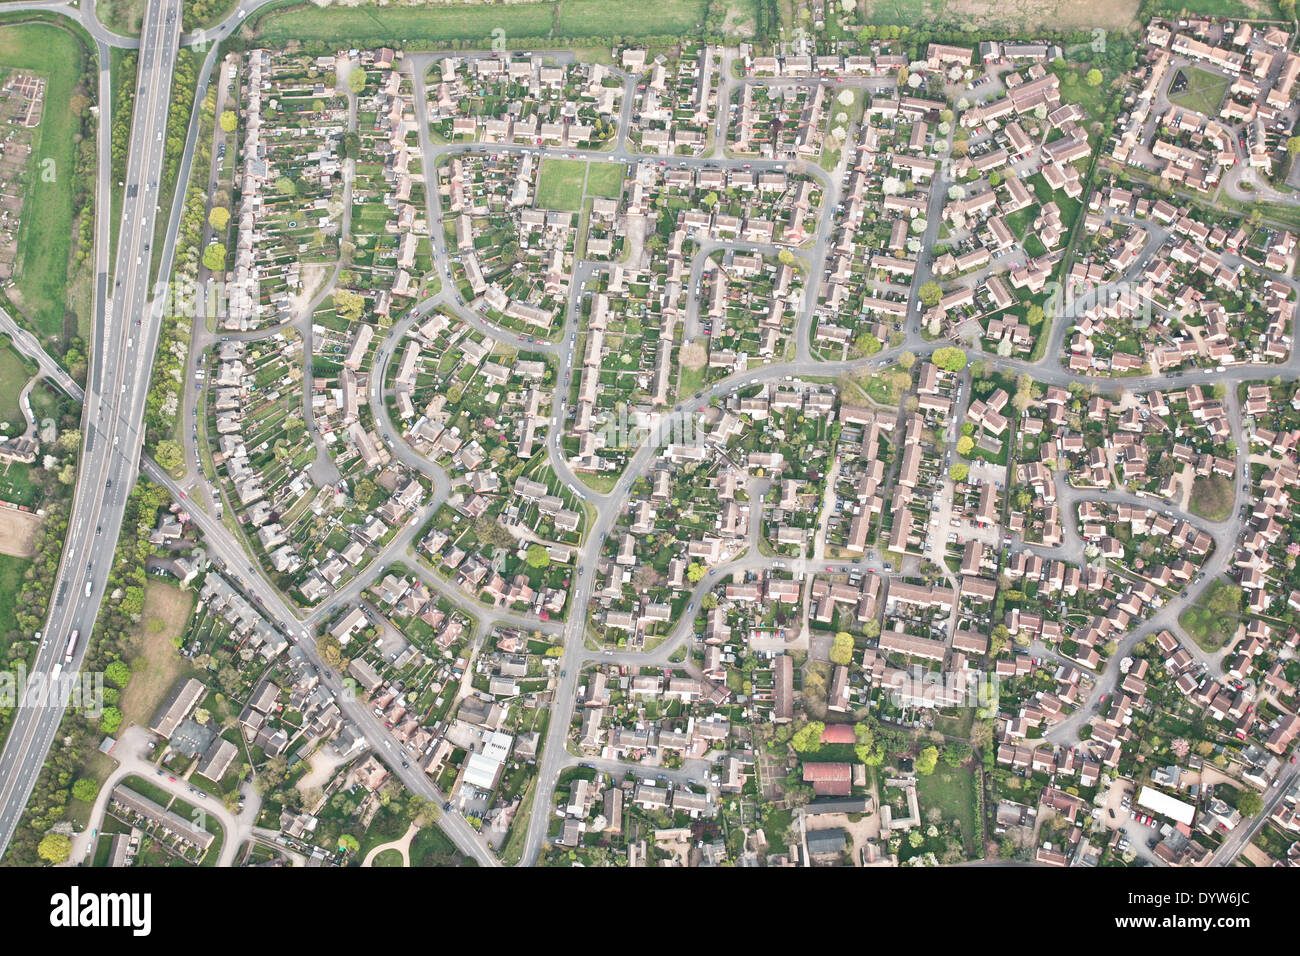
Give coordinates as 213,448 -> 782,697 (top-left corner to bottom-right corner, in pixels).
802,762 -> 852,796
821,724 -> 857,745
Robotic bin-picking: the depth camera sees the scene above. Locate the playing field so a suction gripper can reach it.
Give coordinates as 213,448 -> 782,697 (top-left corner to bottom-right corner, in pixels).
536,159 -> 589,211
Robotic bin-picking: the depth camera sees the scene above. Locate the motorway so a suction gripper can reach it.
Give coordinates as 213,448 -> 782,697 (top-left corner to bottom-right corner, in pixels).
0,0 -> 182,854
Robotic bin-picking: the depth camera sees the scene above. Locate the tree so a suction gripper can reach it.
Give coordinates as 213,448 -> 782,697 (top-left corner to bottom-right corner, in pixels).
338,833 -> 360,854
38,833 -> 71,864
956,435 -> 975,457
855,333 -> 883,357
525,544 -> 551,569
105,660 -> 131,688
791,721 -> 825,753
219,110 -> 237,133
334,289 -> 365,321
918,281 -> 942,308
71,778 -> 98,802
99,707 -> 123,734
1289,136 -> 1300,157
202,242 -> 227,272
898,350 -> 917,370
949,462 -> 969,482
777,248 -> 796,266
1085,68 -> 1103,87
155,439 -> 184,471
932,346 -> 968,371
1238,791 -> 1263,817
348,67 -> 367,94
944,741 -> 972,766
1025,303 -> 1045,327
915,745 -> 939,775
830,632 -> 855,666
687,562 -> 707,584
208,205 -> 230,230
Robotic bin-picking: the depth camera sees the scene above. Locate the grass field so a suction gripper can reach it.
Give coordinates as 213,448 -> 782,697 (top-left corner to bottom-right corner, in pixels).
536,159 -> 588,211
1189,473 -> 1233,522
1178,578 -> 1241,652
119,581 -> 196,732
916,764 -> 978,853
556,0 -> 709,36
861,0 -> 1140,31
0,336 -> 32,428
1170,67 -> 1231,117
585,161 -> 626,198
1153,0 -> 1279,17
409,823 -> 472,867
250,0 -> 719,46
0,21 -> 92,343
251,2 -> 556,46
96,0 -> 145,35
371,847 -> 404,867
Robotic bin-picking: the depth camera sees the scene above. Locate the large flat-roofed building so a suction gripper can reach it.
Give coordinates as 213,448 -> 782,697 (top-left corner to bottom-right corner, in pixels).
1136,785 -> 1196,826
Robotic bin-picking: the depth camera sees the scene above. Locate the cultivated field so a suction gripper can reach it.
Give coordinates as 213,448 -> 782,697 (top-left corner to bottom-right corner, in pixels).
0,504 -> 40,557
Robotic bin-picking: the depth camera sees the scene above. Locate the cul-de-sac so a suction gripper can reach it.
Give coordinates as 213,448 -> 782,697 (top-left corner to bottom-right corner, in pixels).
2,0 -> 1300,873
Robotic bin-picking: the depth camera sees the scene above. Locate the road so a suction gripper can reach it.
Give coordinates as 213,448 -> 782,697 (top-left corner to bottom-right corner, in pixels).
0,0 -> 183,858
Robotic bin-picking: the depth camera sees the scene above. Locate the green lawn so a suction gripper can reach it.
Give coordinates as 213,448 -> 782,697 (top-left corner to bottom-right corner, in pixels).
1189,473 -> 1233,522
585,161 -> 626,199
1179,579 -> 1241,652
0,460 -> 36,506
408,823 -> 473,867
251,0 -> 716,48
916,765 -> 978,853
0,21 -> 93,343
251,2 -> 557,46
371,847 -> 405,867
556,0 -> 708,37
0,337 -> 32,428
536,159 -> 588,211
1169,67 -> 1231,117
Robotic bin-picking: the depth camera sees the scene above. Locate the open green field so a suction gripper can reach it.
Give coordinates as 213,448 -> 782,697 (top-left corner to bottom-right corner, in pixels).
0,336 -> 32,428
1189,473 -> 1233,522
1170,67 -> 1231,117
251,2 -> 557,46
0,21 -> 92,343
916,764 -> 978,853
585,161 -> 626,198
861,0 -> 1140,31
95,0 -> 144,35
536,158 -> 588,211
371,847 -> 404,867
1153,0 -> 1279,17
556,0 -> 709,36
1179,578 -> 1242,652
250,0 -> 719,46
